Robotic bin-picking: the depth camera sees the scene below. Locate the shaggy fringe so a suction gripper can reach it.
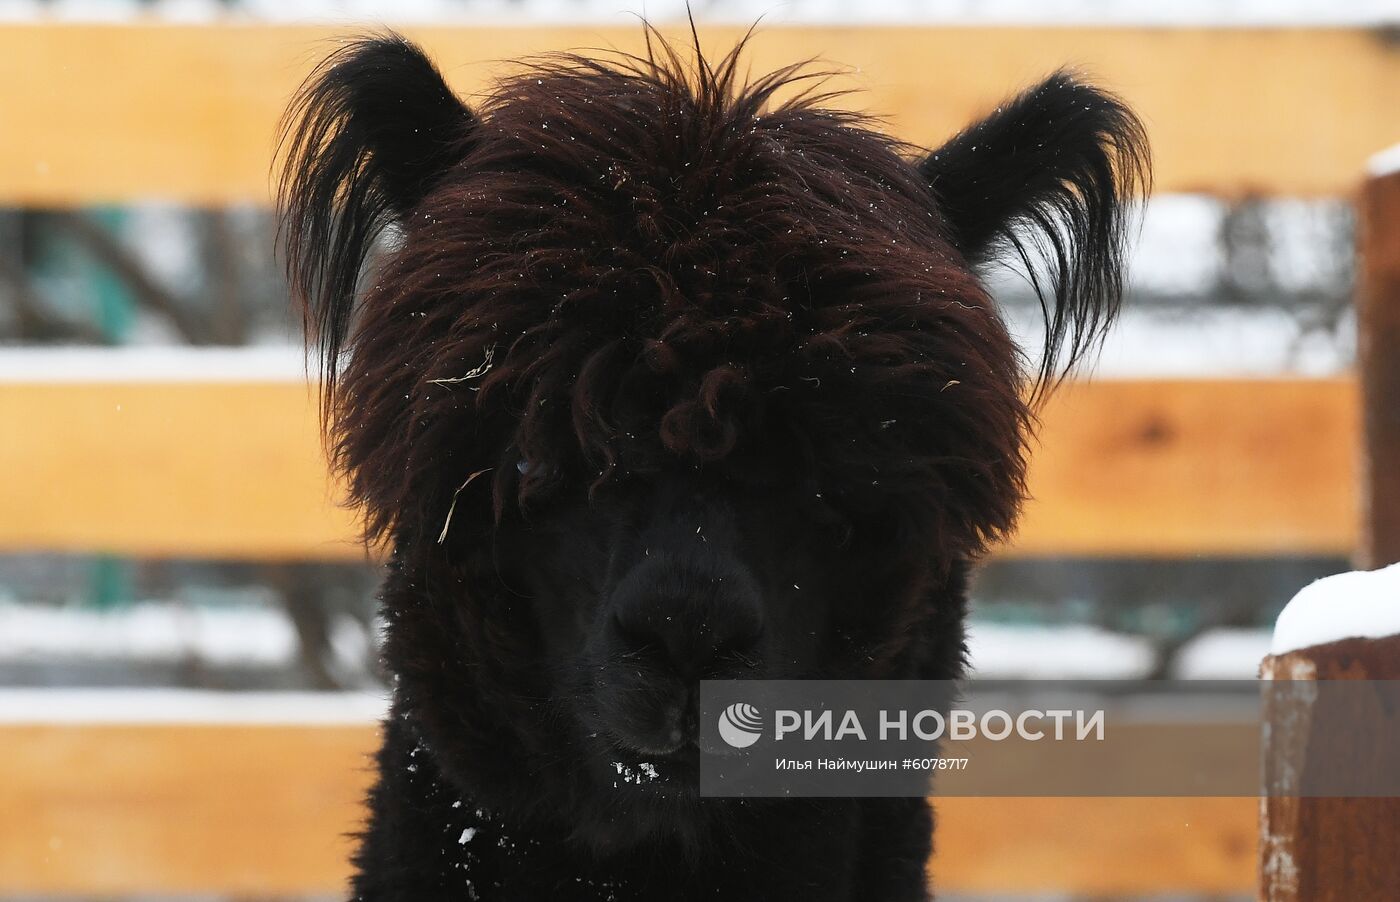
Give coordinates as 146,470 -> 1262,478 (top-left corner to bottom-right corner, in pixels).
277,29 -> 1147,560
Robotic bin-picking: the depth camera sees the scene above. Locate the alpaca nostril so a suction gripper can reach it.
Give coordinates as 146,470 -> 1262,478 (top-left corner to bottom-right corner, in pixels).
608,609 -> 673,663
604,551 -> 766,683
610,604 -> 762,678
609,609 -> 668,660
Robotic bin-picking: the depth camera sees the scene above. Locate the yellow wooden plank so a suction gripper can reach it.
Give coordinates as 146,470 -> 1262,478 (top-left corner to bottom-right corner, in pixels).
932,796 -> 1256,896
0,723 -> 1255,896
0,380 -> 367,560
0,724 -> 368,896
0,378 -> 1359,559
0,24 -> 1395,204
1012,378 -> 1360,557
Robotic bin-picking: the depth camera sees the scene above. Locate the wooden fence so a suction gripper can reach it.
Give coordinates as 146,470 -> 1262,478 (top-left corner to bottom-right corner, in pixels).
0,716 -> 1258,897
1,20 -> 1397,900
0,24 -> 1396,205
0,375 -> 1362,560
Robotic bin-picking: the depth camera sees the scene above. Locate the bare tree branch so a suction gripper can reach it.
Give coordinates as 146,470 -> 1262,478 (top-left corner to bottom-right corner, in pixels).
0,250 -> 105,342
53,211 -> 212,344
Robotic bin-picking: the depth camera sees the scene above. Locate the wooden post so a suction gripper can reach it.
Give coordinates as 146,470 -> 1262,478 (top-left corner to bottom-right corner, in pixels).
1258,151 -> 1400,901
1259,636 -> 1400,901
1358,150 -> 1400,569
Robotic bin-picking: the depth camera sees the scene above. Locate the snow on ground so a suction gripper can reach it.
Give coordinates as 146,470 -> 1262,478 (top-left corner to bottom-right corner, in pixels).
1270,562 -> 1400,655
0,345 -> 307,382
0,600 -> 300,665
1173,628 -> 1273,679
970,623 -> 1277,680
0,599 -> 375,672
0,601 -> 1274,679
965,622 -> 1155,679
0,687 -> 387,724
1013,305 -> 1353,378
0,305 -> 1354,383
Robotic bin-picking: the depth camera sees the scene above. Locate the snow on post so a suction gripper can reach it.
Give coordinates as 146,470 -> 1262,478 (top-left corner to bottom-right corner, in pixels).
1269,563 -> 1400,657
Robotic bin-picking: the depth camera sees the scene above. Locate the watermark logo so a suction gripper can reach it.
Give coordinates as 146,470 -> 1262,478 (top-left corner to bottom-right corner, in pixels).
717,702 -> 763,749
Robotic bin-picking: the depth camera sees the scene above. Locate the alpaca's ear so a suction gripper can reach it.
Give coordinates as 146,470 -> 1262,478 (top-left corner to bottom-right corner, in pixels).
919,72 -> 1150,393
278,34 -> 477,385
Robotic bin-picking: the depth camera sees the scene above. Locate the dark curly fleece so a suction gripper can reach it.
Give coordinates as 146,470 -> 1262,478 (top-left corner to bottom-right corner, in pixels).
278,29 -> 1147,902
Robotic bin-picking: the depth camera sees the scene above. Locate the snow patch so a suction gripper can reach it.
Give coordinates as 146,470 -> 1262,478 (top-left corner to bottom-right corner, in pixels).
0,346 -> 306,383
1174,628 -> 1273,679
1270,562 -> 1400,655
0,601 -> 298,665
1054,307 -> 1351,378
1368,144 -> 1400,179
0,688 -> 387,724
966,623 -> 1154,679
6,311 -> 1347,388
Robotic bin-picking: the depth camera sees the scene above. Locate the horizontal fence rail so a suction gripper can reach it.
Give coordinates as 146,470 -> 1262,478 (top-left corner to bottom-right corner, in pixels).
0,366 -> 1360,559
0,708 -> 1257,896
0,24 -> 1396,204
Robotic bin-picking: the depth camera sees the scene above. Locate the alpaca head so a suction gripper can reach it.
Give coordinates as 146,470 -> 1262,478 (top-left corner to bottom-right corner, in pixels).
279,32 -> 1147,848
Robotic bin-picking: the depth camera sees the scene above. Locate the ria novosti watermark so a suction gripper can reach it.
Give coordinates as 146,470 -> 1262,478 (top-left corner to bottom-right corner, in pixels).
718,699 -> 1103,749
767,705 -> 1105,744
699,680 -> 1400,798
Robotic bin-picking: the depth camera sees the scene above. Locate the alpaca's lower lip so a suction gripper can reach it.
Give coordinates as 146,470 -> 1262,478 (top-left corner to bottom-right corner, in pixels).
625,738 -> 696,757
616,743 -> 699,767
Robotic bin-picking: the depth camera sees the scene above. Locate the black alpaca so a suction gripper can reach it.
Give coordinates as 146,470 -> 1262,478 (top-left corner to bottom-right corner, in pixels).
278,31 -> 1147,902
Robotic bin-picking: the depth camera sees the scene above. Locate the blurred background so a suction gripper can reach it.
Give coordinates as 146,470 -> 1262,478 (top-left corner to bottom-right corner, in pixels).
1,1 -> 1396,901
